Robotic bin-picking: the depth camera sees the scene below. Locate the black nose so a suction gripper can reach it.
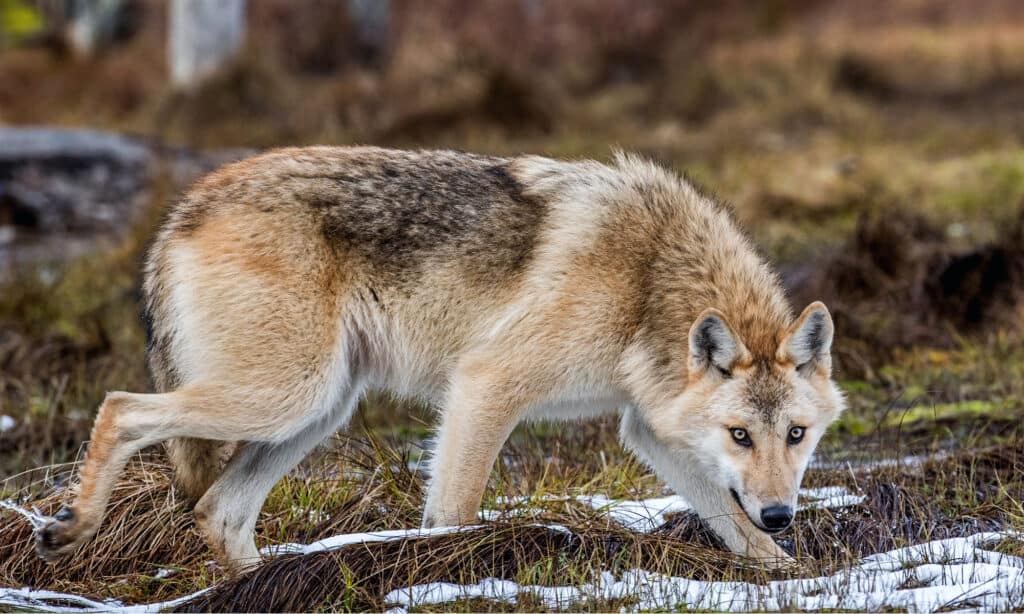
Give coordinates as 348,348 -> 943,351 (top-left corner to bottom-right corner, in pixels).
760,505 -> 793,530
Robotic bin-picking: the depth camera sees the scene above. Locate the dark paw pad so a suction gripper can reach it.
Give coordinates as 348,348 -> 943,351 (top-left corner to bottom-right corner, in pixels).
36,524 -> 62,553
55,507 -> 75,522
35,517 -> 79,561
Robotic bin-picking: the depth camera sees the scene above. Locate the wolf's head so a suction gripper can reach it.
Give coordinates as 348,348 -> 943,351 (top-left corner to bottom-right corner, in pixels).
666,302 -> 845,534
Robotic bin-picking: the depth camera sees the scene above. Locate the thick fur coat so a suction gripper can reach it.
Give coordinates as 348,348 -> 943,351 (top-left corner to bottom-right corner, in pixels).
36,147 -> 845,571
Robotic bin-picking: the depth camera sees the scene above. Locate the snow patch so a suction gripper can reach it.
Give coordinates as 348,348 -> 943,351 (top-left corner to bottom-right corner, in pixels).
384,532 -> 1024,613
481,486 -> 864,531
0,415 -> 15,432
810,452 -> 948,472
260,524 -> 483,556
0,499 -> 50,529
577,494 -> 694,532
289,505 -> 331,525
798,486 -> 867,510
0,586 -> 210,613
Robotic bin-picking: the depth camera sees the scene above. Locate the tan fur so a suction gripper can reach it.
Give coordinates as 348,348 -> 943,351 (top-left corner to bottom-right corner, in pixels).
165,438 -> 235,501
36,147 -> 845,572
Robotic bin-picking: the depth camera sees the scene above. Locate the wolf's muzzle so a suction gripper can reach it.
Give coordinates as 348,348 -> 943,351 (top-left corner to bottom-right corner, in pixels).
760,505 -> 793,532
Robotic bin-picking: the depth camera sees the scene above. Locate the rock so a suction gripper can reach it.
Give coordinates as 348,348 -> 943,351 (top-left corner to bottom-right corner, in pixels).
0,127 -> 152,168
0,127 -> 154,233
0,127 -> 254,279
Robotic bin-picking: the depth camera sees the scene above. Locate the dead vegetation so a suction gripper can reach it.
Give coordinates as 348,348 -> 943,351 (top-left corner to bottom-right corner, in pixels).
3,0 -> 1024,611
789,206 -> 1024,377
5,1 -> 1024,150
2,438 -> 1020,612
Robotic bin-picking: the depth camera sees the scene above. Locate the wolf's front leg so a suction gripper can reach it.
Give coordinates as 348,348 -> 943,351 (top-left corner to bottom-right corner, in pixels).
619,408 -> 792,566
422,362 -> 529,528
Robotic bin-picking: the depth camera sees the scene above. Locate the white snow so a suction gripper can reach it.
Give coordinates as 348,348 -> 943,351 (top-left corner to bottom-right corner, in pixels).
798,485 -> 867,510
383,532 -> 1024,613
0,415 -> 15,432
289,504 -> 331,524
0,499 -> 50,529
260,524 -> 484,556
0,586 -> 209,613
3,490 -> 1021,613
576,494 -> 694,532
810,452 -> 948,472
481,486 -> 865,532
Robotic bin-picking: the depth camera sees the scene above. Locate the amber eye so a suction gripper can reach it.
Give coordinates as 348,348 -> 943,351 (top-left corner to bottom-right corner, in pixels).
731,428 -> 752,447
788,426 -> 805,445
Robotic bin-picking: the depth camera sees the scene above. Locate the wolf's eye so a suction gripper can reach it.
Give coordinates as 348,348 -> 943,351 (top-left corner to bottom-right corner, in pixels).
730,428 -> 752,447
788,426 -> 805,444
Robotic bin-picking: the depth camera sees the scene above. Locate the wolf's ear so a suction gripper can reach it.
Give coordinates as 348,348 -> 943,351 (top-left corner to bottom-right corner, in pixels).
779,302 -> 834,376
688,308 -> 747,378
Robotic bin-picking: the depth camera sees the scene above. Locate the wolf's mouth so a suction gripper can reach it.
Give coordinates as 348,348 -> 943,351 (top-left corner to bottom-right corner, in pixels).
729,487 -> 743,509
729,488 -> 785,534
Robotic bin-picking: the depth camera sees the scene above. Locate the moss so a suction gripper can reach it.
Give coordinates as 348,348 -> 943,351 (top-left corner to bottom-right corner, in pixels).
933,152 -> 1024,221
838,380 -> 874,395
883,400 -> 1017,428
826,411 -> 874,439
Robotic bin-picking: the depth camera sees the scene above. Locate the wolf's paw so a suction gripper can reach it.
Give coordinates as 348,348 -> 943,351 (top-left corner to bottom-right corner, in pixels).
35,507 -> 90,562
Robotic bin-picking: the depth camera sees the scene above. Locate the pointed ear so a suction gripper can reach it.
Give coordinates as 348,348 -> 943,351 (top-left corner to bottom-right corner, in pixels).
779,301 -> 834,376
688,308 -> 747,378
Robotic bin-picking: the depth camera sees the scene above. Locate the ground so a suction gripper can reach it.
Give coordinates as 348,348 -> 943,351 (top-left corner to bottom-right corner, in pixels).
1,1 -> 1024,612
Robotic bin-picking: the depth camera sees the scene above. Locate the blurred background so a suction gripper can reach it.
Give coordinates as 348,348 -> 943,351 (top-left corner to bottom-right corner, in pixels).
1,0 -> 1023,476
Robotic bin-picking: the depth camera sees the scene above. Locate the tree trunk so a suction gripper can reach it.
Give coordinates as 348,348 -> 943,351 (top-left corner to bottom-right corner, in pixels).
168,0 -> 246,89
66,0 -> 126,57
346,0 -> 389,65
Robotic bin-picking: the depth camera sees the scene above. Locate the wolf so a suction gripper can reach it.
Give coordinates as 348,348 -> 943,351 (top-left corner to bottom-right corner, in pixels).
35,147 -> 845,571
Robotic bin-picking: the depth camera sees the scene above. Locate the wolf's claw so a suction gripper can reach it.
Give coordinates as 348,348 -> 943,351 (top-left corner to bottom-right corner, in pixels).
35,509 -> 85,562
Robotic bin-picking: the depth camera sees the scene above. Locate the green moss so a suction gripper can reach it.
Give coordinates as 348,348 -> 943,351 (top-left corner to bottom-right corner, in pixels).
883,399 -> 1015,428
829,411 -> 875,437
933,152 -> 1024,220
0,0 -> 44,43
901,384 -> 927,400
839,380 -> 874,395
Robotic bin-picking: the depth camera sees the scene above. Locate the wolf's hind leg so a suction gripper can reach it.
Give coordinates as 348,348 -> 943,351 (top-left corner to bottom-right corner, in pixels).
35,391 -> 174,560
167,437 -> 235,503
35,386 -> 324,561
193,386 -> 362,573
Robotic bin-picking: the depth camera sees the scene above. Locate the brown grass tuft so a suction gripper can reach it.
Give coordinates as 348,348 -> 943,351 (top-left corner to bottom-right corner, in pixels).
790,206 -> 1024,375
3,437 -> 1015,611
183,523 -> 743,612
0,457 -> 211,600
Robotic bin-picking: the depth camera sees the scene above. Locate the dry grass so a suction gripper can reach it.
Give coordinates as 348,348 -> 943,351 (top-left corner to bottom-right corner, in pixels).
1,436 -> 1020,611
3,1 -> 1024,611
787,205 -> 1024,377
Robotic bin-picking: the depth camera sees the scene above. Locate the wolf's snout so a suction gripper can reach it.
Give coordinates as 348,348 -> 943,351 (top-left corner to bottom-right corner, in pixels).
759,505 -> 793,531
